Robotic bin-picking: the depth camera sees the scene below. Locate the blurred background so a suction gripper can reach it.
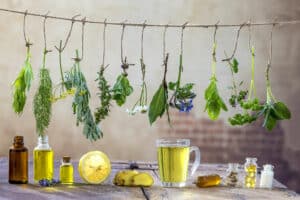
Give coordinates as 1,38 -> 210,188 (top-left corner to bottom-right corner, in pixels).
0,0 -> 299,192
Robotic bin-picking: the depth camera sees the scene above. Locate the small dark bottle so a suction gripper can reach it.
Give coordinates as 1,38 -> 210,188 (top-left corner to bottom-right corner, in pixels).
9,136 -> 28,184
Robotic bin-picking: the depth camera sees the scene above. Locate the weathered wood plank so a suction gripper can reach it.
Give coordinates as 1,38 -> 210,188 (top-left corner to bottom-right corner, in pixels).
0,158 -> 298,200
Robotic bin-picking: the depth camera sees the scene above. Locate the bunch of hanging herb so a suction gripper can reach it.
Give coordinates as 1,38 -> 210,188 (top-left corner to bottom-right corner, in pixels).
95,66 -> 112,123
224,57 -> 248,108
204,42 -> 228,120
148,26 -> 170,125
51,40 -> 76,103
12,45 -> 34,114
260,26 -> 291,130
94,21 -> 113,123
65,50 -> 102,141
127,58 -> 148,115
148,54 -> 170,125
33,50 -> 53,136
228,47 -> 262,125
169,54 -> 196,113
169,25 -> 196,113
112,24 -> 134,106
127,25 -> 148,115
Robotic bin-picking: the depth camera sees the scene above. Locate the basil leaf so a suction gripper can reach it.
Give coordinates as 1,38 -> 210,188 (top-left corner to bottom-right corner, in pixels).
272,101 -> 291,120
207,100 -> 221,120
148,85 -> 167,125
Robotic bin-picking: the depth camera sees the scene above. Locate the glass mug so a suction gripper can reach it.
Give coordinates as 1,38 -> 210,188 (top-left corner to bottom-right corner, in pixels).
156,139 -> 201,187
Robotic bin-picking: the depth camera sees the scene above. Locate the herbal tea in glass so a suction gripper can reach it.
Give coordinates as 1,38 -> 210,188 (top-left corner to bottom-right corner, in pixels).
157,139 -> 200,187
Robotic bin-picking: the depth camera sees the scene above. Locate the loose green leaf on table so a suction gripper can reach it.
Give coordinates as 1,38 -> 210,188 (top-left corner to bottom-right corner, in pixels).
12,46 -> 33,114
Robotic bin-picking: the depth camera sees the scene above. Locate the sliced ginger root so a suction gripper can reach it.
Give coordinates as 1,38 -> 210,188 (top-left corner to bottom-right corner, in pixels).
132,172 -> 154,187
113,170 -> 139,186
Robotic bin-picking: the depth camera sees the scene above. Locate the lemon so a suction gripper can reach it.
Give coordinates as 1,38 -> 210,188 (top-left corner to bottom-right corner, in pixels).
78,151 -> 111,184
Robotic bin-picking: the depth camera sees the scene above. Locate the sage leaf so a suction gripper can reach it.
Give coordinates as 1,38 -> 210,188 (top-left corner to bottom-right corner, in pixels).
148,85 -> 167,125
272,101 -> 291,120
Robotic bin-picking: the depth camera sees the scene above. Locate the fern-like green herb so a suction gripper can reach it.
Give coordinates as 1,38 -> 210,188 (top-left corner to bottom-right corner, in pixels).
33,50 -> 53,136
12,46 -> 34,114
66,50 -> 102,141
94,66 -> 112,124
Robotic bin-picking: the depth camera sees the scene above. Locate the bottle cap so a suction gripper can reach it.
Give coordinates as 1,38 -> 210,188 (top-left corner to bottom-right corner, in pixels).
62,156 -> 71,163
263,164 -> 274,171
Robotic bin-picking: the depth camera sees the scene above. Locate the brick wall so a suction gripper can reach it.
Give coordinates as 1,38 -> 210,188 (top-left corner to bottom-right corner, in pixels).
158,111 -> 299,192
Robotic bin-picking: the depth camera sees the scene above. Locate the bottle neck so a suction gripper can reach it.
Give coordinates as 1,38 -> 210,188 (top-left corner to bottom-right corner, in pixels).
35,135 -> 51,150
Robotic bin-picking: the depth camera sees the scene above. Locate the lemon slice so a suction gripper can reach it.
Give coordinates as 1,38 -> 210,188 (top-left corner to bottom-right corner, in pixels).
78,151 -> 111,184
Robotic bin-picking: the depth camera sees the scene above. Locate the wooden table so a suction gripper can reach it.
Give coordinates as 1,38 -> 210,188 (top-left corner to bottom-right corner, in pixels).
0,158 -> 298,200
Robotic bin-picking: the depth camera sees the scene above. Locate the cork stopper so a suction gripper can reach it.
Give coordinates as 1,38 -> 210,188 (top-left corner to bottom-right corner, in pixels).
62,156 -> 71,163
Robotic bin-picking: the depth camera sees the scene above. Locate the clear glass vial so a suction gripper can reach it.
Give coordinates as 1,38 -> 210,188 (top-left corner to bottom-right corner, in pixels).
33,135 -> 54,182
244,157 -> 257,188
260,164 -> 274,189
225,163 -> 239,187
9,136 -> 28,184
59,156 -> 74,184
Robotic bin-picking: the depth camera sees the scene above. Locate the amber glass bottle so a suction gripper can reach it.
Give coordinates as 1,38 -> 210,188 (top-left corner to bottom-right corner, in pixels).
9,136 -> 28,184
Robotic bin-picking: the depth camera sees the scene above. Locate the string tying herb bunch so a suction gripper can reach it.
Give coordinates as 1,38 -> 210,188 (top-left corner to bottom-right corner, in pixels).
148,25 -> 170,125
112,23 -> 134,106
12,11 -> 34,114
204,24 -> 228,120
229,24 -> 263,126
169,22 -> 196,113
65,19 -> 102,141
127,22 -> 148,115
94,19 -> 113,124
33,13 -> 53,136
52,14 -> 80,103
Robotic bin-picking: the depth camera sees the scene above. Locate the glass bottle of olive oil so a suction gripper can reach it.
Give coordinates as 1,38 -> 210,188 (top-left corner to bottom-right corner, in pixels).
33,135 -> 54,182
9,136 -> 28,184
59,156 -> 74,184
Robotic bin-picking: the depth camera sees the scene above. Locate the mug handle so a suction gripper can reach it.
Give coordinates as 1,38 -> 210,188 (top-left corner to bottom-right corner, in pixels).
189,146 -> 201,177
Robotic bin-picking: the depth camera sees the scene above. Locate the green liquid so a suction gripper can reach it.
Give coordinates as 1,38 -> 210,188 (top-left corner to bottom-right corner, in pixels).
33,149 -> 54,182
157,146 -> 190,183
60,164 -> 74,184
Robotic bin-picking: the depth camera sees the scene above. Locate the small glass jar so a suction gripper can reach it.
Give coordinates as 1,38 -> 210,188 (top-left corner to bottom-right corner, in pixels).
225,163 -> 239,187
244,157 -> 257,188
59,156 -> 74,184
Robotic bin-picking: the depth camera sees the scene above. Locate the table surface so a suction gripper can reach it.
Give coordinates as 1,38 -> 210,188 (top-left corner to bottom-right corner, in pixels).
0,158 -> 299,200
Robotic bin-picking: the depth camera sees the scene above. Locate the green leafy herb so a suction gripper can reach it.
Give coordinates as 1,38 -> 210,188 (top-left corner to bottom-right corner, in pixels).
33,50 -> 53,136
260,59 -> 291,131
148,54 -> 170,125
169,54 -> 196,112
127,58 -> 148,115
112,58 -> 134,106
66,50 -> 102,141
12,46 -> 34,114
204,43 -> 228,120
52,41 -> 75,103
94,66 -> 112,124
228,47 -> 263,126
